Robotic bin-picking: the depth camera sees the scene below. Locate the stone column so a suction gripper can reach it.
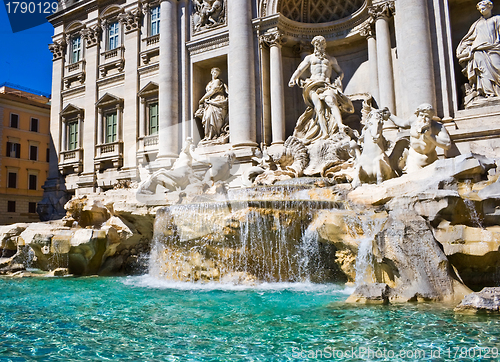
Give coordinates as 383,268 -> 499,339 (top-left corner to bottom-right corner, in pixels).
262,30 -> 286,145
117,104 -> 123,141
139,98 -> 146,140
81,23 -> 100,174
360,22 -> 380,104
119,9 -> 141,171
259,37 -> 272,147
369,1 -> 396,113
97,109 -> 103,145
395,0 -> 436,117
48,38 -> 66,178
61,120 -> 67,151
227,0 -> 258,147
158,0 -> 179,162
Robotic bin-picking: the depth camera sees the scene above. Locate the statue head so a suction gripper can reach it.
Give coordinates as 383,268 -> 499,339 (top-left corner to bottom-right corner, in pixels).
311,36 -> 327,54
415,103 -> 436,119
211,67 -> 221,78
477,0 -> 493,13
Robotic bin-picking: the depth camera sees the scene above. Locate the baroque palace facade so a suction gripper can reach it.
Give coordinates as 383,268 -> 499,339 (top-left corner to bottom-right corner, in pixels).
44,0 -> 500,208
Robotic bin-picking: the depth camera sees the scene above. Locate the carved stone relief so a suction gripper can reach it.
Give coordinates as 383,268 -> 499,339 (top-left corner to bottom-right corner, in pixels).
192,0 -> 226,33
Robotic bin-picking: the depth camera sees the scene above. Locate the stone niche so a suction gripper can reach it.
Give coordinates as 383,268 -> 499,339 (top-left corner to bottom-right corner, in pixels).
449,0 -> 500,110
192,55 -> 228,146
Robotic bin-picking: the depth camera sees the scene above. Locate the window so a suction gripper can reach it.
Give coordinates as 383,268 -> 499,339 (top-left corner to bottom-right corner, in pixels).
28,202 -> 37,214
108,22 -> 119,50
7,201 -> 15,213
46,148 -> 50,162
149,102 -> 159,135
105,112 -> 117,143
7,172 -> 17,188
10,114 -> 18,128
6,142 -> 20,158
30,118 -> 39,132
29,174 -> 37,190
68,121 -> 79,150
71,36 -> 82,63
151,6 -> 160,36
29,145 -> 38,161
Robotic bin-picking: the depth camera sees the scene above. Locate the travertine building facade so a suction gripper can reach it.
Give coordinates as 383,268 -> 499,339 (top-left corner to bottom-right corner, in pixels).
0,85 -> 51,224
45,0 -> 500,202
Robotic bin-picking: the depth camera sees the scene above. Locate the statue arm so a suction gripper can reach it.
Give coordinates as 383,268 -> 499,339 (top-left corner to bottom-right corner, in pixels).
433,122 -> 452,150
199,80 -> 221,103
388,114 -> 412,129
456,21 -> 477,60
288,56 -> 310,87
330,56 -> 344,81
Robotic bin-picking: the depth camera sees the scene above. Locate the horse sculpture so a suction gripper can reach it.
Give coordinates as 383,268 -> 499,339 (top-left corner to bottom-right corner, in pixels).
351,105 -> 397,188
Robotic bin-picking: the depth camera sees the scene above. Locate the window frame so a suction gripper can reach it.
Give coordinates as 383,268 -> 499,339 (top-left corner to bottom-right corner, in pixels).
150,6 -> 160,36
7,172 -> 17,189
29,145 -> 38,161
28,202 -> 37,214
71,36 -> 82,63
67,120 -> 79,151
108,21 -> 120,50
7,201 -> 16,213
10,113 -> 19,128
105,111 -> 118,144
28,174 -> 37,190
30,118 -> 39,132
148,101 -> 159,135
6,142 -> 21,158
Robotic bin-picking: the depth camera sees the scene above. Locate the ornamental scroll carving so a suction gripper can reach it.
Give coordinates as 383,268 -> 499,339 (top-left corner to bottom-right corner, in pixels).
49,39 -> 66,60
119,9 -> 141,33
260,30 -> 285,47
192,0 -> 226,32
81,25 -> 101,47
368,1 -> 395,20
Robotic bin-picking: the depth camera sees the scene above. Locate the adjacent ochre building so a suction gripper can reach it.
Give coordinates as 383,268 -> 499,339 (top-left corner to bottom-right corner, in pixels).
0,85 -> 51,224
44,0 -> 500,214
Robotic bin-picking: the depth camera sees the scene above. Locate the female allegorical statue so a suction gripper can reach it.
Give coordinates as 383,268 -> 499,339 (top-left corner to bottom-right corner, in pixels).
195,67 -> 229,143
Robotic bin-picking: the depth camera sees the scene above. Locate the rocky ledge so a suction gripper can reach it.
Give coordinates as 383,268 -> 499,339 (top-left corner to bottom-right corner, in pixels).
454,287 -> 500,314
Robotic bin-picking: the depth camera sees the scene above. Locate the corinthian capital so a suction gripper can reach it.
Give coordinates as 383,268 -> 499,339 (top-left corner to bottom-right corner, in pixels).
260,30 -> 285,48
49,39 -> 66,60
359,21 -> 375,39
82,25 -> 101,48
119,9 -> 141,33
368,1 -> 395,21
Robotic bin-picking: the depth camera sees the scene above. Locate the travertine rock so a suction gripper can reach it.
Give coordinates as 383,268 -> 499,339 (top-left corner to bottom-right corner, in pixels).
346,283 -> 390,304
455,287 -> 500,313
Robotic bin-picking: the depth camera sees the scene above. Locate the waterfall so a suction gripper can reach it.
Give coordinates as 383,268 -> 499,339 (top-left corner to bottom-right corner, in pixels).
148,184 -> 342,284
354,237 -> 373,286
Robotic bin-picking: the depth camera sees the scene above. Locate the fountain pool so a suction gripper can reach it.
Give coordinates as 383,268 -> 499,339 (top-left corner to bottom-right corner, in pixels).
1,276 -> 499,361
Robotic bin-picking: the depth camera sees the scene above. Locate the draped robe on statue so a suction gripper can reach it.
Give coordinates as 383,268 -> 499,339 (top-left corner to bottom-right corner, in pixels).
457,15 -> 500,97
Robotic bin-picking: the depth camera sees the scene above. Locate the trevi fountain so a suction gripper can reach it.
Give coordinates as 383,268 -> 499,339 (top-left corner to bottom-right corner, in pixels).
2,0 -> 500,360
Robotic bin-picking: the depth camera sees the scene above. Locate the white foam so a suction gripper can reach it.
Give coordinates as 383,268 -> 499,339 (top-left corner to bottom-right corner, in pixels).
122,274 -> 351,294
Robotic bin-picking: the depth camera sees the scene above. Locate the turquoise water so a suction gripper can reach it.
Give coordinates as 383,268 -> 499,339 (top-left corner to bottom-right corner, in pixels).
1,276 -> 500,361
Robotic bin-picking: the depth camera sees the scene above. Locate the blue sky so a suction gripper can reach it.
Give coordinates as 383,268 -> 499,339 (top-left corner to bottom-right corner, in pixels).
0,3 -> 54,96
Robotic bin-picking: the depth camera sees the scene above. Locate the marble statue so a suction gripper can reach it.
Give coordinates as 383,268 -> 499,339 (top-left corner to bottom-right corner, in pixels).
195,67 -> 229,144
137,138 -> 203,194
203,152 -> 235,185
351,104 -> 396,188
288,35 -> 354,144
457,0 -> 500,106
390,104 -> 451,173
193,0 -> 225,32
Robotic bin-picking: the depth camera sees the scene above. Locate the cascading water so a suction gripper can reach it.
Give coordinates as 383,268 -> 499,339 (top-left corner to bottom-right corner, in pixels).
148,184 -> 343,284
